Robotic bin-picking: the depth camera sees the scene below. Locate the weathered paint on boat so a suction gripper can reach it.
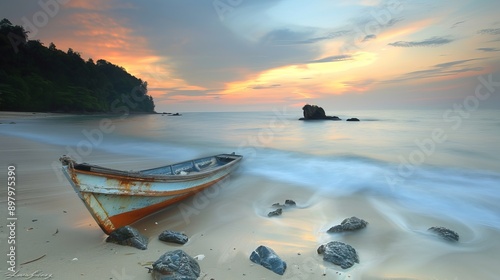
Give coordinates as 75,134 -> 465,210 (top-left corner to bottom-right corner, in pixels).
61,154 -> 242,234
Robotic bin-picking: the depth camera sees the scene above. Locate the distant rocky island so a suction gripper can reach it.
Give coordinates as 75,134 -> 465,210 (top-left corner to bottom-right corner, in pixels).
299,104 -> 360,121
0,18 -> 155,114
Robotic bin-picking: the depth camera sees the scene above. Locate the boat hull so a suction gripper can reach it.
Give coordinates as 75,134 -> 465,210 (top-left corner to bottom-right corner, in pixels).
61,154 -> 241,234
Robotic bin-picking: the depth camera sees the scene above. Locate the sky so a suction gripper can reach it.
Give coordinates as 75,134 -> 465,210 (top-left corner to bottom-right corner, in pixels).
1,0 -> 500,112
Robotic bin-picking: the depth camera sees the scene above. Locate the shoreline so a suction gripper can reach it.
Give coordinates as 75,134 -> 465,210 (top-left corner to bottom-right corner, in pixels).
1,122 -> 500,279
0,110 -> 159,120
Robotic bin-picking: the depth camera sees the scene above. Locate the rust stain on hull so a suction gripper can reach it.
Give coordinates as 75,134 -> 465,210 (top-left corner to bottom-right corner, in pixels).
107,193 -> 193,233
85,175 -> 228,234
81,192 -> 114,233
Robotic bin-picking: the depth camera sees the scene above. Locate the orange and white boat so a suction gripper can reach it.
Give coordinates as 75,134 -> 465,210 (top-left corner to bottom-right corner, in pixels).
60,153 -> 242,234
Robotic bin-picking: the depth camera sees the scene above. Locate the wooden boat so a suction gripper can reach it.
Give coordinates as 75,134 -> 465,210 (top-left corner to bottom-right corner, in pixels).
60,153 -> 243,234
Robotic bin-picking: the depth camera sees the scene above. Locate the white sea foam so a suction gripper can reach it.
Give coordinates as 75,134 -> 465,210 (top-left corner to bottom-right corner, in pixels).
241,148 -> 500,231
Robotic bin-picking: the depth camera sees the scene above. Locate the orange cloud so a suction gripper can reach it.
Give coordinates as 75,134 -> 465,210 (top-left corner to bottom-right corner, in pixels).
64,0 -> 133,11
44,5 -> 198,100
219,50 -> 378,103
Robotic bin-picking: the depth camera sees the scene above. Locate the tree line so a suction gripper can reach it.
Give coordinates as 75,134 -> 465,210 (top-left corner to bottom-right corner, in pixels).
0,18 -> 155,113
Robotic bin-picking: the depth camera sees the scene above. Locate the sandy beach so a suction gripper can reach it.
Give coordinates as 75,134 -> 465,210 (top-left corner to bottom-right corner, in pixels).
1,113 -> 500,280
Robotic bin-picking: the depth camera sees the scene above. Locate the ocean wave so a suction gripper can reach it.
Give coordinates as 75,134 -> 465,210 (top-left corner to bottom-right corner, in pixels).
242,148 -> 500,230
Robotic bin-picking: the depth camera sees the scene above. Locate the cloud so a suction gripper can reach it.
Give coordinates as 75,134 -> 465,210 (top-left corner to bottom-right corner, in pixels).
161,88 -> 221,97
326,30 -> 352,38
476,47 -> 500,52
292,29 -> 353,44
477,28 -> 500,43
451,20 -> 466,29
383,59 -> 484,83
434,59 -> 479,68
386,17 -> 404,27
307,55 -> 353,64
343,79 -> 375,87
64,0 -> 134,11
260,28 -> 312,45
478,28 -> 500,35
362,34 -> 377,42
131,1 -> 323,89
388,36 -> 454,47
260,29 -> 352,45
250,84 -> 281,90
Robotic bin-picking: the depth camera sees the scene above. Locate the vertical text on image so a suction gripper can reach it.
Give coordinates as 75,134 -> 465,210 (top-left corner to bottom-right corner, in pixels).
7,165 -> 17,273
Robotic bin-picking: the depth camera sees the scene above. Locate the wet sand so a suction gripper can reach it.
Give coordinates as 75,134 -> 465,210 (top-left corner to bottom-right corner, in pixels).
1,114 -> 500,279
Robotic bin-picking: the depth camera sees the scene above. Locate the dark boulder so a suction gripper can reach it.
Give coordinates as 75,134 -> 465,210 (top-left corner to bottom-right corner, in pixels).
250,245 -> 287,275
299,104 -> 341,120
346,118 -> 360,122
159,230 -> 189,245
303,104 -> 326,119
268,208 -> 283,217
317,241 -> 359,269
272,199 -> 297,208
284,199 -> 296,206
327,216 -> 368,233
152,250 -> 200,280
105,225 -> 148,250
428,226 -> 459,242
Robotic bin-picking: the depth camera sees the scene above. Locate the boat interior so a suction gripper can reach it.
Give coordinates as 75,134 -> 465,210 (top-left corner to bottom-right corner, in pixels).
70,154 -> 240,176
140,155 -> 238,176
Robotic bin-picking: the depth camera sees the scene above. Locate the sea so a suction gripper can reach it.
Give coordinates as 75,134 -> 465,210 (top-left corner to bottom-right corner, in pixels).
1,108 -> 500,278
2,109 -> 500,226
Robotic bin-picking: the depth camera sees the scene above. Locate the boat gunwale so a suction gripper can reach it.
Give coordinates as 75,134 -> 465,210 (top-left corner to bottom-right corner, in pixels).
67,153 -> 243,183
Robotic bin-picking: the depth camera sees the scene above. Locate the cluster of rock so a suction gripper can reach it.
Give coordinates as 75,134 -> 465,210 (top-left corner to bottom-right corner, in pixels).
319,216 -> 366,269
105,213 -> 460,278
260,214 -> 460,275
267,199 -> 296,217
105,226 -> 189,250
161,112 -> 182,116
105,226 -> 197,279
299,104 -> 360,121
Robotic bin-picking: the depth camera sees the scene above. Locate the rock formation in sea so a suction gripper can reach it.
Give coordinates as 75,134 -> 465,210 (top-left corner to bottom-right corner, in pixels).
346,118 -> 360,121
299,104 -> 341,120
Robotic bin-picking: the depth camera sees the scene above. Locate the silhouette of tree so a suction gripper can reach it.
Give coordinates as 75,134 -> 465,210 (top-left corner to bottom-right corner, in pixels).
0,18 -> 155,113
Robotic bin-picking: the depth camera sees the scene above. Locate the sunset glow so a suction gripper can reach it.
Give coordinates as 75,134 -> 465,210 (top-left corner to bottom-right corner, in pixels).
2,0 -> 499,111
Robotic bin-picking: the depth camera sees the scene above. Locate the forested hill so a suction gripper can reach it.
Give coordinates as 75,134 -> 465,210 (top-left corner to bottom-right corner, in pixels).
0,18 -> 155,113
